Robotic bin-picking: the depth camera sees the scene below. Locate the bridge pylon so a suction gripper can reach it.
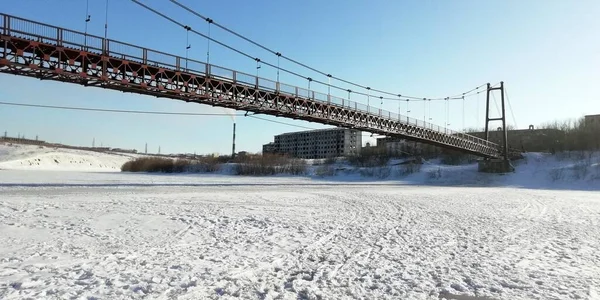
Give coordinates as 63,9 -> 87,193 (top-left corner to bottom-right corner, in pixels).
479,82 -> 514,173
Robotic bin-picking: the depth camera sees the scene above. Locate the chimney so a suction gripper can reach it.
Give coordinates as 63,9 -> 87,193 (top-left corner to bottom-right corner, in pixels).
232,122 -> 236,159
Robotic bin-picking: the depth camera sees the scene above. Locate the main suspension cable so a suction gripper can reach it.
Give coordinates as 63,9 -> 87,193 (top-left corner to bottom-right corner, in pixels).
505,87 -> 519,129
164,0 -> 490,102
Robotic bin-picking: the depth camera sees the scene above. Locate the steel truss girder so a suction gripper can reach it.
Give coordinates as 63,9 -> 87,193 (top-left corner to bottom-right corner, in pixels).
0,35 -> 499,158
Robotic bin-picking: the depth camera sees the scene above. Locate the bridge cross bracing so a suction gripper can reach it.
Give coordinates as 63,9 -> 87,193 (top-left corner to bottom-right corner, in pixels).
0,13 -> 500,158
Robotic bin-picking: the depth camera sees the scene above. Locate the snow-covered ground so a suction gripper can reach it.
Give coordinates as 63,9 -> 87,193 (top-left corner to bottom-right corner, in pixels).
0,143 -> 136,172
1,145 -> 600,299
403,152 -> 600,191
1,170 -> 600,299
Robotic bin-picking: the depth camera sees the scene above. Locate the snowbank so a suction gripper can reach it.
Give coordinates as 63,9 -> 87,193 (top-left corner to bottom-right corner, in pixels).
0,143 -> 136,172
306,152 -> 600,190
414,152 -> 600,190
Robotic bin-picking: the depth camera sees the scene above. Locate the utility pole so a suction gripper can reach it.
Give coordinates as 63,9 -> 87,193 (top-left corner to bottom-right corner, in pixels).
145,143 -> 147,154
92,138 -> 95,148
158,146 -> 161,155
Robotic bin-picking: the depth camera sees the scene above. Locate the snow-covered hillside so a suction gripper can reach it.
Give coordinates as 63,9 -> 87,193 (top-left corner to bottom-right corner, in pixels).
0,143 -> 136,172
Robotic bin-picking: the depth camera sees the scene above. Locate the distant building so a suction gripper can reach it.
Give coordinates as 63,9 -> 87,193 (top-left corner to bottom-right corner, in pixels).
263,128 -> 361,159
585,114 -> 600,127
376,137 -> 441,158
262,142 -> 278,154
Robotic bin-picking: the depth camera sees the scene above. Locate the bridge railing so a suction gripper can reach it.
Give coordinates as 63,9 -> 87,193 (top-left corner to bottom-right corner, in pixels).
210,65 -> 234,81
0,13 -> 498,151
235,71 -> 255,86
184,60 -> 207,77
279,83 -> 297,96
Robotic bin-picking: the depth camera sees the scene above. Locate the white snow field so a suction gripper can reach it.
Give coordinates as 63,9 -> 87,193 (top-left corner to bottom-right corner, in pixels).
1,169 -> 600,300
1,144 -> 600,299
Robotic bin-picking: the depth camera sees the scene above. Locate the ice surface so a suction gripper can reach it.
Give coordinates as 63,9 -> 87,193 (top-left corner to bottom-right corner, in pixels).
1,169 -> 599,299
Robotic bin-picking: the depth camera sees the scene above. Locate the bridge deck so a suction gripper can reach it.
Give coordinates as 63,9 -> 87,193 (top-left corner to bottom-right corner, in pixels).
0,13 -> 500,158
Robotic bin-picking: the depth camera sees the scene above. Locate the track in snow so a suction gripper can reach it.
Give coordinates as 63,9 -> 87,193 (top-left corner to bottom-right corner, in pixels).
0,171 -> 599,299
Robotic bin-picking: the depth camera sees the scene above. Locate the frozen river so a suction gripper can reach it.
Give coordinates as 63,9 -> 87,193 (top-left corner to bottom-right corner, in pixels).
0,170 -> 599,299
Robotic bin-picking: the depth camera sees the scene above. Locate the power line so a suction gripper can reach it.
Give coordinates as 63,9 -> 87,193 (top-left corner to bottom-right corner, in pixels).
0,100 -> 324,130
247,115 -> 318,130
461,96 -> 465,131
476,91 -> 480,126
0,101 -> 245,116
136,0 -> 488,103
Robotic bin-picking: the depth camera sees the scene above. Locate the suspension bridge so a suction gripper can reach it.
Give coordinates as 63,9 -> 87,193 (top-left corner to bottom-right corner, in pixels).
0,11 -> 505,159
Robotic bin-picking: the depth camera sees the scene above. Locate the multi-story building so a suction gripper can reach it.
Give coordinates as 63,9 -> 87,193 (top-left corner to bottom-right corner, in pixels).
263,128 -> 361,159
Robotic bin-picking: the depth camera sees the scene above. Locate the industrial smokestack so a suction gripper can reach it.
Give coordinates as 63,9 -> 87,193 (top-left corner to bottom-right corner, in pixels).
232,122 -> 236,159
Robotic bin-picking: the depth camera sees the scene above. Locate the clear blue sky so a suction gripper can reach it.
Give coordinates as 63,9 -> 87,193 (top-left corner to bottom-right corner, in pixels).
1,0 -> 599,154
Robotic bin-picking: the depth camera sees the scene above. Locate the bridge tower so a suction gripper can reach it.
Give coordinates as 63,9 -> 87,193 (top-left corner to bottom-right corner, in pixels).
479,82 -> 514,173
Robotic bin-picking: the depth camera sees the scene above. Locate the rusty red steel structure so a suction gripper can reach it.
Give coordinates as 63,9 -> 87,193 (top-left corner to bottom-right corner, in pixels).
0,13 -> 500,158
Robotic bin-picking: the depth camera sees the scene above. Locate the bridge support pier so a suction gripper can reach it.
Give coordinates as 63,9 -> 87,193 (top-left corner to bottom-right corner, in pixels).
478,159 -> 514,173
